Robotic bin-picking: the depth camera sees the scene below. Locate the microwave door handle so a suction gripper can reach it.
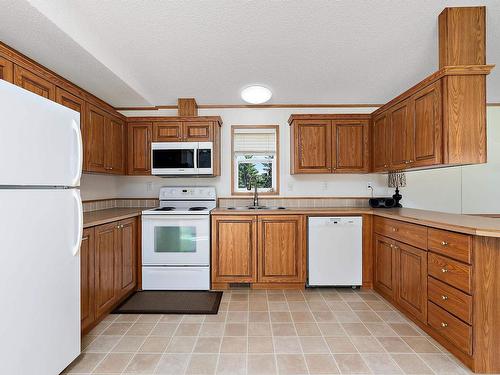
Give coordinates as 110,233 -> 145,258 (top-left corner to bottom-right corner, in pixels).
194,146 -> 199,172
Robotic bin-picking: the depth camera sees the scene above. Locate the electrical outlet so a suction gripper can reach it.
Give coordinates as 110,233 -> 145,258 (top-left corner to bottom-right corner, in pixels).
367,182 -> 373,190
146,182 -> 153,192
322,181 -> 328,191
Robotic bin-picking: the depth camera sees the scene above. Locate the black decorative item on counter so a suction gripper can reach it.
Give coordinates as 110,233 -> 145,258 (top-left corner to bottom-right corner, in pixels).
369,197 -> 396,208
388,171 -> 406,208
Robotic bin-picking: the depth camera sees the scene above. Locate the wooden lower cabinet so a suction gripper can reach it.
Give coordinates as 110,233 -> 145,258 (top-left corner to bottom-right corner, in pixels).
80,228 -> 95,333
258,215 -> 305,283
211,214 -> 305,288
82,218 -> 138,333
374,234 -> 397,298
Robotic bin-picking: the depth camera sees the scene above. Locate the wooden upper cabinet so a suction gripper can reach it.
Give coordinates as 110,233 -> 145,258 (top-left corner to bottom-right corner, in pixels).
411,82 -> 442,168
332,121 -> 370,173
389,99 -> 413,169
291,120 -> 332,173
55,87 -> 85,127
211,215 -> 257,283
107,117 -> 125,174
153,121 -> 183,141
257,215 -> 304,283
80,227 -> 95,332
184,121 -> 212,141
396,242 -> 427,323
0,57 -> 13,82
14,65 -> 55,100
116,218 -> 137,299
374,234 -> 397,299
85,104 -> 107,172
128,122 -> 152,175
94,222 -> 119,318
373,113 -> 391,171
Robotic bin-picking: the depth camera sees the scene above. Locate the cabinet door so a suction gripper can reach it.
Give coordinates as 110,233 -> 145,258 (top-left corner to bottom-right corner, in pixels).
55,87 -> 85,127
95,222 -> 119,318
116,218 -> 137,299
0,57 -> 13,82
13,65 -> 55,100
411,82 -> 442,168
107,117 -> 125,174
211,216 -> 257,283
374,234 -> 397,299
257,215 -> 305,283
153,121 -> 182,141
332,121 -> 369,173
292,120 -> 332,173
80,228 -> 95,332
183,121 -> 213,141
390,99 -> 412,169
128,122 -> 152,175
85,104 -> 107,172
373,113 -> 390,171
396,242 -> 427,322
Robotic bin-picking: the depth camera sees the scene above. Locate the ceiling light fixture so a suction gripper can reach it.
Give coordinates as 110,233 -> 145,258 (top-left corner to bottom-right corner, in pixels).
241,85 -> 272,104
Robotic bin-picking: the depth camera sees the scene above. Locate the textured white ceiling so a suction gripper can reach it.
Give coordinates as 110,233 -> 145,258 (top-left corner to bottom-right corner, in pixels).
0,0 -> 498,106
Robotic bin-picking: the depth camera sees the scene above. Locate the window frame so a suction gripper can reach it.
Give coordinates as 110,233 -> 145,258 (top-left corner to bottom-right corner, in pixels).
231,125 -> 280,196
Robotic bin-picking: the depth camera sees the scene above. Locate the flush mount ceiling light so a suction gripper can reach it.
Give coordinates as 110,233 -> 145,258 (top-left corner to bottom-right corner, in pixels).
240,85 -> 272,104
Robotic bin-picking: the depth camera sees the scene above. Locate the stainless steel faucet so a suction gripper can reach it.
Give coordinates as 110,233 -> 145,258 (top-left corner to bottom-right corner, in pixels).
247,176 -> 259,207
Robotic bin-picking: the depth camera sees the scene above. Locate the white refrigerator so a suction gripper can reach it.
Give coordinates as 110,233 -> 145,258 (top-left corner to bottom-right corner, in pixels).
0,80 -> 83,374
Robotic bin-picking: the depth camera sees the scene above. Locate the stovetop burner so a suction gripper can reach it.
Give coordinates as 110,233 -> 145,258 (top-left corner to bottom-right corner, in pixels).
154,207 -> 176,211
189,207 -> 208,211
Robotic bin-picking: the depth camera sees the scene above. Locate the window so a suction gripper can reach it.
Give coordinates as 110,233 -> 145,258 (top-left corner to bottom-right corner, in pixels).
231,125 -> 279,195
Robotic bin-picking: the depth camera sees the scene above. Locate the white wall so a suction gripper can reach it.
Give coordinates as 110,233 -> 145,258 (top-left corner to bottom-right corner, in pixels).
80,173 -> 120,200
114,107 -> 389,199
400,107 -> 500,214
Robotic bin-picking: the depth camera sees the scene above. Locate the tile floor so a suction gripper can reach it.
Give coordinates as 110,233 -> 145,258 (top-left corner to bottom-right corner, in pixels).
63,288 -> 478,375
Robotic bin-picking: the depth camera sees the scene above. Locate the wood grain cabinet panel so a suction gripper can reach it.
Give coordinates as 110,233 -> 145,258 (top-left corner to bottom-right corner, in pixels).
108,117 -> 125,174
94,222 -> 119,319
55,87 -> 85,126
396,242 -> 427,323
257,215 -> 304,283
85,104 -> 107,172
184,121 -> 212,141
428,228 -> 472,264
428,252 -> 472,293
291,120 -> 332,173
389,99 -> 412,169
128,122 -> 152,175
0,57 -> 13,82
428,276 -> 472,324
411,81 -> 442,168
332,121 -> 369,173
116,218 -> 137,299
212,215 -> 257,283
14,65 -> 55,100
374,234 -> 397,299
153,121 -> 183,141
80,228 -> 95,332
372,113 -> 391,171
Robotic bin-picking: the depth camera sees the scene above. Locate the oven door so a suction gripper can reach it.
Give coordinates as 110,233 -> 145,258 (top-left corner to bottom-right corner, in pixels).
197,142 -> 213,175
151,142 -> 197,175
142,214 -> 209,266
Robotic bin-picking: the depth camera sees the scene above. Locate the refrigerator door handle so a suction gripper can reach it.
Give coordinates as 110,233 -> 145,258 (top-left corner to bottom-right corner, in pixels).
71,119 -> 83,187
72,189 -> 83,257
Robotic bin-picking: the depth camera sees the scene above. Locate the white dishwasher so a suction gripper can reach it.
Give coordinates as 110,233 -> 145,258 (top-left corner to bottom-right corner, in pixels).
308,216 -> 363,287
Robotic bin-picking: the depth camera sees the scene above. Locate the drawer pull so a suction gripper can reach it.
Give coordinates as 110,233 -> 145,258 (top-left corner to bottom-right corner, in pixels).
392,227 -> 398,232
441,322 -> 448,328
441,295 -> 449,300
441,241 -> 449,246
441,268 -> 448,273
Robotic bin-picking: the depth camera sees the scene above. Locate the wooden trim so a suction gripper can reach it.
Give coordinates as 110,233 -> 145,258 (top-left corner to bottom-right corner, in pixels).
230,125 -> 280,196
178,98 -> 198,116
116,103 -> 382,111
0,41 -> 125,120
288,113 -> 372,124
126,115 -> 222,125
372,64 -> 494,116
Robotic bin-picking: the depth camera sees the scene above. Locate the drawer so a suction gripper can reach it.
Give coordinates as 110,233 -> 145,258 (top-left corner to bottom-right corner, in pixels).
428,276 -> 472,324
428,302 -> 472,355
428,252 -> 472,293
428,228 -> 472,264
374,217 -> 427,249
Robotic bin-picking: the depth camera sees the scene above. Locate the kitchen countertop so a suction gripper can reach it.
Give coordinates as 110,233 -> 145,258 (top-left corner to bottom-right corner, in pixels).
83,208 -> 144,228
212,207 -> 500,237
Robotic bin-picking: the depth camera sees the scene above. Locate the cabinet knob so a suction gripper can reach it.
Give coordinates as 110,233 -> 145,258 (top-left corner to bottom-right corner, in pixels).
116,225 -> 120,229
441,241 -> 449,246
441,268 -> 448,273
441,295 -> 448,300
392,227 -> 398,232
441,322 -> 448,328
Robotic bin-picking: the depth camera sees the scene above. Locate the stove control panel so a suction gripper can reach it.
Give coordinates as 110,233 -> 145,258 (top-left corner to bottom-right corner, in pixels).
159,186 -> 216,200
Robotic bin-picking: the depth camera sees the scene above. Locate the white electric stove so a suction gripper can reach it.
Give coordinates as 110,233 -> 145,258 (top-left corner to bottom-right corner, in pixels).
141,187 -> 216,290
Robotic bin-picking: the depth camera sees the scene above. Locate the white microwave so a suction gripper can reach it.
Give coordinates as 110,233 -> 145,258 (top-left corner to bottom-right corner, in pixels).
151,142 -> 213,176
